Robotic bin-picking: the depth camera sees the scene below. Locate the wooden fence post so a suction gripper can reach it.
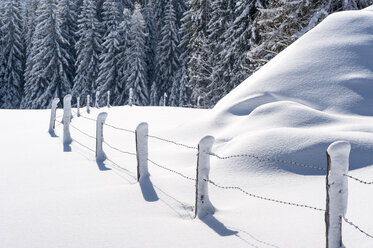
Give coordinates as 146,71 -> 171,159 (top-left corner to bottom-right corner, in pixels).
95,91 -> 100,108
63,94 -> 72,144
325,141 -> 350,248
129,88 -> 133,107
195,136 -> 215,218
136,122 -> 149,182
107,91 -> 110,107
48,98 -> 60,133
77,96 -> 81,117
86,95 -> 90,113
96,112 -> 108,161
163,92 -> 167,107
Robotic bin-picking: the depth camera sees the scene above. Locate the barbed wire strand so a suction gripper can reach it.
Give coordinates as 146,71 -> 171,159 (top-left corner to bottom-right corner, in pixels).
344,174 -> 373,185
103,140 -> 137,157
104,123 -> 136,134
69,123 -> 96,140
72,139 -> 96,153
343,216 -> 373,239
204,178 -> 325,212
147,158 -> 196,182
147,134 -> 198,150
207,152 -> 326,172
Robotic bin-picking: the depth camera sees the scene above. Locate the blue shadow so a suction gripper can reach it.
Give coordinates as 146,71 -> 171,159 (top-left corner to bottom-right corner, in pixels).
201,215 -> 238,236
48,130 -> 58,138
63,143 -> 71,152
96,160 -> 111,171
139,176 -> 159,202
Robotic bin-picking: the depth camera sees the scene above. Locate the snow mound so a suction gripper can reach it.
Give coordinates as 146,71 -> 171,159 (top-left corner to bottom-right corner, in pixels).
207,8 -> 373,172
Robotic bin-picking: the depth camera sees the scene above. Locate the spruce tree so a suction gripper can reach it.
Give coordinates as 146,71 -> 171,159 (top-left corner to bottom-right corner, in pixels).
154,0 -> 180,106
125,4 -> 148,105
183,0 -> 212,104
73,0 -> 102,100
97,0 -> 122,106
0,0 -> 24,108
22,0 -> 72,109
0,1 -> 5,107
143,0 -> 156,92
57,0 -> 78,90
113,8 -> 131,105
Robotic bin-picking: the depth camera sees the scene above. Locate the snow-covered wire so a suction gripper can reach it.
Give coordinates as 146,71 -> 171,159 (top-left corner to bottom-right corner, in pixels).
103,140 -> 137,156
147,158 -> 196,182
147,134 -> 198,150
344,174 -> 373,185
343,216 -> 373,239
72,139 -> 96,153
69,123 -> 96,140
104,123 -> 136,134
204,178 -> 325,212
207,152 -> 326,172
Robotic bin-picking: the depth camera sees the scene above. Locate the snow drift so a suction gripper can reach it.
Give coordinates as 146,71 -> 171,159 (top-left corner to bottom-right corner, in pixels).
202,7 -> 373,173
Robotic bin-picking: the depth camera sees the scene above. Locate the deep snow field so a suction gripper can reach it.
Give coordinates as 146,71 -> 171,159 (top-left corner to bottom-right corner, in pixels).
2,6 -> 373,248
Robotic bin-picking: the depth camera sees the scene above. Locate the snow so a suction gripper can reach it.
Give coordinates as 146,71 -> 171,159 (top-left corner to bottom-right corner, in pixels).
1,7 -> 373,248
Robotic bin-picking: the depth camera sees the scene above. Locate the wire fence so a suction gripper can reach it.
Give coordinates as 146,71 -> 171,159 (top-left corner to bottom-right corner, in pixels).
204,178 -> 325,212
52,105 -> 373,242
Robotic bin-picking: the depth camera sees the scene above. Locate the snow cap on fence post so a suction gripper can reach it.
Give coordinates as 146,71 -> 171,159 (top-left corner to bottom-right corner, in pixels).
95,91 -> 100,108
77,96 -> 81,117
129,88 -> 133,107
96,112 -> 108,161
86,95 -> 90,113
48,98 -> 60,133
63,94 -> 72,144
136,122 -> 149,182
107,91 -> 110,107
325,141 -> 350,248
195,135 -> 215,218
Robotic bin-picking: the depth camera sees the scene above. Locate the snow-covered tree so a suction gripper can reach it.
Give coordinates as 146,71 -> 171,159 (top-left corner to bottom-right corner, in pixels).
22,0 -> 72,109
57,0 -> 78,88
101,0 -> 122,36
154,0 -> 181,106
96,0 -> 123,106
0,0 -> 25,108
73,0 -> 102,100
125,4 -> 148,105
183,0 -> 212,103
23,0 -> 40,99
96,30 -> 120,106
142,0 -> 156,90
113,8 -> 131,105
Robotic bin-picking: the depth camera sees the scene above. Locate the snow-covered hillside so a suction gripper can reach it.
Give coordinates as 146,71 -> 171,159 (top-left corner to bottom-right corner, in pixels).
1,7 -> 373,248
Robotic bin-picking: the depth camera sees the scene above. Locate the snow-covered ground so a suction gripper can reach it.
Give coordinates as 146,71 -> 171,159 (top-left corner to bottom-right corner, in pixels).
2,7 -> 373,248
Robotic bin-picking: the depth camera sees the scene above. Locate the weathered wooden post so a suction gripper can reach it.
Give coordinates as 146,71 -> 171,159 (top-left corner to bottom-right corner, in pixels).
195,136 -> 215,218
163,92 -> 167,107
129,88 -> 133,107
325,141 -> 350,248
63,94 -> 72,144
95,91 -> 100,108
136,122 -> 149,182
77,96 -> 81,117
197,96 -> 201,108
107,91 -> 110,107
96,112 -> 108,161
48,98 -> 60,133
86,95 -> 90,113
